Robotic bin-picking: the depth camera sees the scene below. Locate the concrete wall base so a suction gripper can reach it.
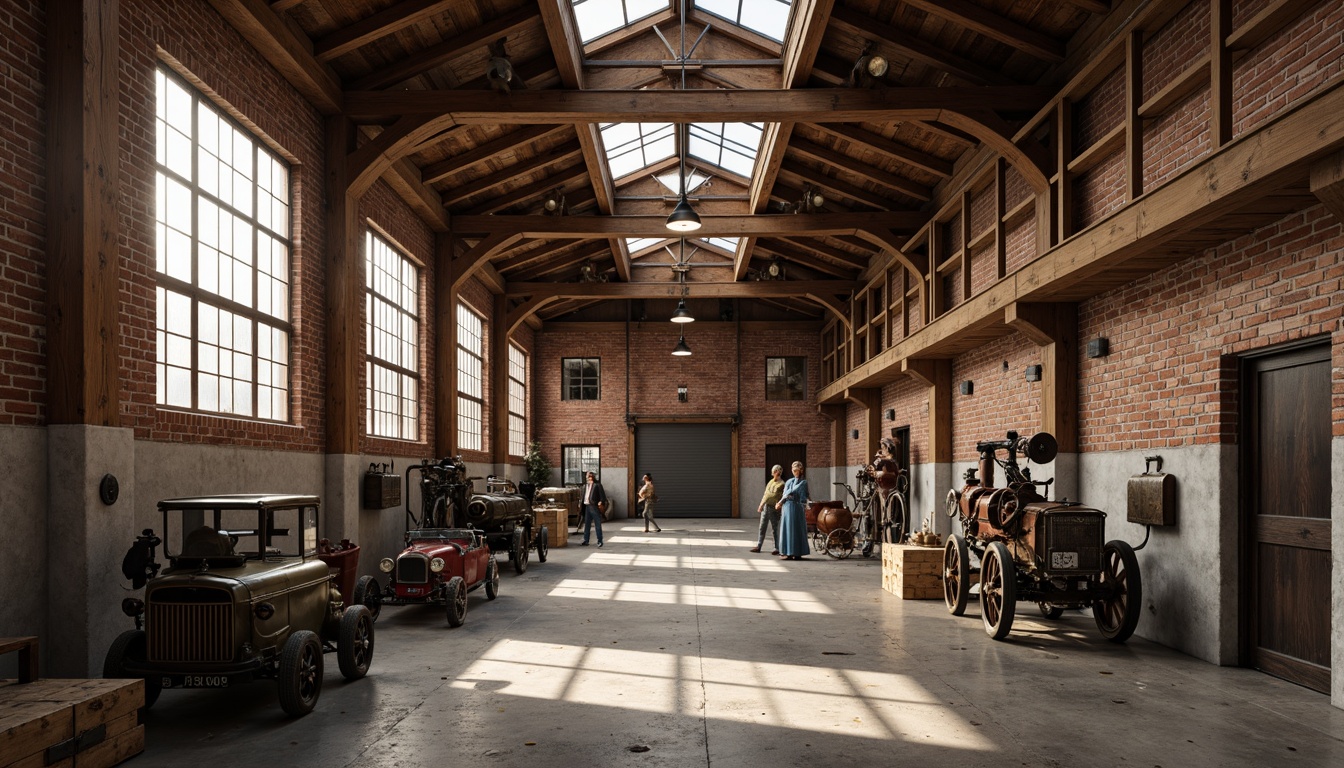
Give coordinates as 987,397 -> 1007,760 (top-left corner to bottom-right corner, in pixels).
1,426 -> 47,677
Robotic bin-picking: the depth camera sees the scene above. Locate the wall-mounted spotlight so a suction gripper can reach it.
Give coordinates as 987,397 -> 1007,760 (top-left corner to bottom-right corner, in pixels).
884,408 -> 895,421
542,188 -> 566,215
960,380 -> 974,396
1087,337 -> 1110,358
677,385 -> 688,402
1025,365 -> 1042,382
849,42 -> 888,88
851,429 -> 860,440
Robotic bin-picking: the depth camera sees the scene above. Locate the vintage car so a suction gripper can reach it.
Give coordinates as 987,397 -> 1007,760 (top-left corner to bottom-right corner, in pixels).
104,494 -> 375,717
943,431 -> 1142,642
354,527 -> 498,626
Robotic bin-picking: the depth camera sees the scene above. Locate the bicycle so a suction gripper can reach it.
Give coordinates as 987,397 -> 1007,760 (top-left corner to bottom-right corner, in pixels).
825,465 -> 909,559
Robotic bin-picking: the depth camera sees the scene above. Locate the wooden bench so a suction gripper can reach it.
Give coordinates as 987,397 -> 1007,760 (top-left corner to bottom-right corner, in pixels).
0,637 -> 145,768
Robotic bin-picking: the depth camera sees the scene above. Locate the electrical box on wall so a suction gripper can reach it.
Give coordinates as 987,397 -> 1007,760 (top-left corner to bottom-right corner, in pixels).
363,462 -> 402,509
1127,456 -> 1176,526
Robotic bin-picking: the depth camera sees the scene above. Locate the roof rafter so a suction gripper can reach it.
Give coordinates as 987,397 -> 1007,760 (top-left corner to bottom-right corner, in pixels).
348,5 -> 537,90
810,124 -> 953,178
314,0 -> 458,63
442,140 -> 584,207
422,125 -> 569,185
898,0 -> 1066,62
827,8 -> 1019,87
789,139 -> 933,201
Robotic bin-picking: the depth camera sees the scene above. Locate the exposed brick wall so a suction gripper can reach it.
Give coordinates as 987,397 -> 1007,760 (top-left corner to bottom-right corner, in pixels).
1003,164 -> 1031,211
0,0 -> 46,425
969,184 -> 994,238
1074,66 -> 1124,148
1142,1 -> 1207,104
737,328 -> 831,466
951,333 -> 1042,461
880,376 -> 930,465
1141,90 -> 1209,191
1073,151 -> 1126,232
970,242 -> 995,297
1004,218 -> 1036,274
1233,0 -> 1344,136
1079,204 -> 1344,450
534,326 -> 630,470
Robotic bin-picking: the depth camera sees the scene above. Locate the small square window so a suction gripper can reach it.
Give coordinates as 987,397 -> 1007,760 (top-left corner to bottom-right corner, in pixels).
562,445 -> 601,485
766,356 -> 806,401
562,358 -> 600,401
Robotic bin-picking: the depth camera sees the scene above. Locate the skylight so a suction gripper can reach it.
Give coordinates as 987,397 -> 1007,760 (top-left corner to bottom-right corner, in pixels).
600,122 -> 675,179
689,123 -> 762,178
655,169 -> 709,195
696,0 -> 792,43
573,0 -> 666,44
625,237 -> 667,254
701,237 -> 740,253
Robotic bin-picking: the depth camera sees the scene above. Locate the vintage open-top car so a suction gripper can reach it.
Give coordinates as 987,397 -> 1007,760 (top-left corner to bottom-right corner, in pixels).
355,527 -> 498,626
407,456 -> 547,574
104,494 -> 375,717
943,431 -> 1142,642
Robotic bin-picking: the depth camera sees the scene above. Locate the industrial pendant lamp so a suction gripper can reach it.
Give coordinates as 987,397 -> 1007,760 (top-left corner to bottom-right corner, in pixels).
670,238 -> 695,323
670,299 -> 694,323
666,0 -> 701,232
671,333 -> 693,356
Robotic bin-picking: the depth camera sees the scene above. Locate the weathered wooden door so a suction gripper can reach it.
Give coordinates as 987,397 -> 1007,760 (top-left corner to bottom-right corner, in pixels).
1242,343 -> 1332,693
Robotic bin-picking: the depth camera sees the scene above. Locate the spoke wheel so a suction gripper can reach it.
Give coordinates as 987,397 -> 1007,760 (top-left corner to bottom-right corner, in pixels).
278,630 -> 323,717
512,527 -> 529,575
535,526 -> 549,563
824,529 -> 855,559
943,535 -> 970,616
352,574 -> 381,621
1093,540 -> 1142,642
337,606 -> 375,680
980,542 -> 1017,640
886,493 -> 908,545
484,557 -> 500,600
445,576 -> 468,627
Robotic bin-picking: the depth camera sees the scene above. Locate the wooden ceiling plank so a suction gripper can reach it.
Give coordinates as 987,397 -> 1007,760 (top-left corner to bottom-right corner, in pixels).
505,279 -> 859,300
779,160 -> 895,210
811,124 -> 953,178
755,242 -> 854,278
205,0 -> 342,113
897,0 -> 1065,62
314,0 -> 458,63
498,239 -> 578,273
1060,0 -> 1111,13
789,138 -> 933,201
451,211 -> 927,237
464,166 -> 589,215
349,5 -> 537,91
512,242 -> 610,281
442,140 -> 583,206
422,125 -> 568,185
778,237 -> 869,268
828,7 -> 1019,87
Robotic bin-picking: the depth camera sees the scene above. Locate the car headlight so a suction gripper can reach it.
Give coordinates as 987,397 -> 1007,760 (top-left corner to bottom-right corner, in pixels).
379,557 -> 395,573
429,557 -> 446,573
121,598 -> 144,617
254,602 -> 275,620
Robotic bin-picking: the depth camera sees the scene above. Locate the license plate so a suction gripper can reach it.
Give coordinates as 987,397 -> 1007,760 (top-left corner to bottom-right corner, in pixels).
406,587 -> 422,595
169,675 -> 229,688
1050,551 -> 1079,569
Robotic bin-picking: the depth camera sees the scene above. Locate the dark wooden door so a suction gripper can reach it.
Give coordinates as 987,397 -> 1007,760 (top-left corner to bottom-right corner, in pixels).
764,444 -> 805,482
1243,344 -> 1331,693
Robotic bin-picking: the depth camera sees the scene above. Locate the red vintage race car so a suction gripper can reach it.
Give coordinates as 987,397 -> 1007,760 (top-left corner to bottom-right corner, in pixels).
353,527 -> 499,627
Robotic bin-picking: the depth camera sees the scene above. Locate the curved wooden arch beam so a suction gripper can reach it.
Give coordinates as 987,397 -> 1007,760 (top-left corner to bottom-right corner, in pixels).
939,109 -> 1051,194
506,295 -> 561,336
803,291 -> 852,332
348,114 -> 456,198
450,232 -> 525,291
854,227 -> 928,321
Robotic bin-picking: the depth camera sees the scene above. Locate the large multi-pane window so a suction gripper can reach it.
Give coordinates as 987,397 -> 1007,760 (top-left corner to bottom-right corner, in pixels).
508,344 -> 527,457
365,231 -> 420,440
562,358 -> 600,401
154,67 -> 291,420
457,303 -> 484,450
563,446 -> 601,485
766,356 -> 806,401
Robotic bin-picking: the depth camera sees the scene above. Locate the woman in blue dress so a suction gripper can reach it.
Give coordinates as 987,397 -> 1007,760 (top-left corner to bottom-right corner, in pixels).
775,460 -> 811,560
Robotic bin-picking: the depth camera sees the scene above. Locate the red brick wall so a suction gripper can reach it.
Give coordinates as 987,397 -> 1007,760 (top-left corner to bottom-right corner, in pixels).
880,376 -> 930,465
1232,0 -> 1344,136
1075,66 -> 1124,148
1079,204 -> 1344,451
952,333 -> 1043,461
1004,218 -> 1037,274
0,1 -> 46,425
1073,152 -> 1126,232
737,328 -> 831,467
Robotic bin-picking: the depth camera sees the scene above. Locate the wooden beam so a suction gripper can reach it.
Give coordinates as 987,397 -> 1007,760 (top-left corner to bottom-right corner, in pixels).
442,141 -> 583,206
843,387 -> 882,461
804,291 -> 854,331
450,212 -> 928,237
451,232 -> 525,291
421,125 -> 567,185
897,0 -> 1065,62
782,0 -> 835,89
778,161 -> 893,210
491,293 -> 510,464
348,5 -> 536,90
314,0 -> 457,62
497,239 -> 582,273
902,358 -> 952,463
1309,149 -> 1344,225
1005,302 -> 1078,454
1211,0 -> 1233,148
779,237 -> 869,269
506,295 -> 561,335
811,124 -> 954,178
434,233 -> 457,456
829,6 -> 1019,87
386,156 -> 451,232
205,0 -> 342,114
463,166 -> 589,215
790,139 -> 934,201
1224,0 -> 1317,53
348,115 -> 441,197
325,117 -> 361,453
46,0 -> 121,426
505,280 -> 859,300
1125,30 -> 1143,202
754,241 -> 855,278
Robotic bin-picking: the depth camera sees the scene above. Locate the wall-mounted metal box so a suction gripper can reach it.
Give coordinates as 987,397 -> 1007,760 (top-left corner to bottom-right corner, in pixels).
363,463 -> 402,509
1127,456 -> 1175,526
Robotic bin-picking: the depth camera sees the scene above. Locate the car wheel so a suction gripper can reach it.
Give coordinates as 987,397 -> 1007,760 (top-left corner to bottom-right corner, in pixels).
512,527 -> 529,575
1094,540 -> 1142,643
352,574 -> 381,621
445,576 -> 468,627
535,526 -> 549,563
337,606 -> 375,681
980,542 -> 1017,640
484,557 -> 500,601
103,629 -> 161,708
278,630 -> 323,717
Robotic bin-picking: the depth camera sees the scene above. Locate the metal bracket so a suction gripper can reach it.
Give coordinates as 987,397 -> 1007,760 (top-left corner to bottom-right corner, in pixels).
46,724 -> 106,764
1144,455 -> 1163,474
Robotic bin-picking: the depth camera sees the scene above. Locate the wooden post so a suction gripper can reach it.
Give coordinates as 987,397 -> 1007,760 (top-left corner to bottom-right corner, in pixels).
1210,0 -> 1233,148
491,292 -> 510,466
1055,98 -> 1073,244
1125,30 -> 1144,201
1005,302 -> 1079,454
902,358 -> 952,465
325,116 -> 362,455
435,233 -> 458,458
46,0 -> 121,426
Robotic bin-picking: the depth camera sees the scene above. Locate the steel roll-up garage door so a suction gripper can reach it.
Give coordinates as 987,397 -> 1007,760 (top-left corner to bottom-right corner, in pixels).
634,423 -> 732,517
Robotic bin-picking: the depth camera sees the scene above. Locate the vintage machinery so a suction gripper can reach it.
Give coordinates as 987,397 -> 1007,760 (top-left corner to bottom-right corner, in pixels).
943,431 -> 1142,642
404,456 -> 547,575
105,495 -> 375,717
355,528 -> 499,627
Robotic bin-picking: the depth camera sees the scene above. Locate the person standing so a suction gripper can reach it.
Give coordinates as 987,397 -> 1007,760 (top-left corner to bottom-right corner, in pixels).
751,465 -> 785,554
775,460 -> 810,560
579,471 -> 607,547
637,473 -> 662,533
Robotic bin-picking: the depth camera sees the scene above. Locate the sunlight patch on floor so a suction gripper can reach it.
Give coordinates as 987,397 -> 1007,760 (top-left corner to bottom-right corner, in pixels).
580,551 -> 787,571
548,578 -> 830,613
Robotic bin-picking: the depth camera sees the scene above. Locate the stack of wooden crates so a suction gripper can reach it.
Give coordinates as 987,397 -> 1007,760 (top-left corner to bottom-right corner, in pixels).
881,544 -> 945,599
534,486 -> 580,548
0,637 -> 145,768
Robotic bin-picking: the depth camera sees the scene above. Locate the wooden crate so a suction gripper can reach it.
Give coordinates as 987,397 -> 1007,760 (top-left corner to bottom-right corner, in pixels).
1,677 -> 145,768
882,543 -> 946,600
534,505 -> 567,548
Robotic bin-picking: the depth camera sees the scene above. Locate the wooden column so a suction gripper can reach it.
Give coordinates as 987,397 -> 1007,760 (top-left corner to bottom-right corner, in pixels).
844,387 -> 882,462
1309,149 -> 1344,224
1125,30 -> 1144,201
1210,0 -> 1233,148
819,403 -> 847,471
902,358 -> 952,465
46,0 -> 121,426
325,116 -> 362,454
490,292 -> 510,466
1005,302 -> 1079,453
1055,98 -> 1073,245
435,233 -> 458,458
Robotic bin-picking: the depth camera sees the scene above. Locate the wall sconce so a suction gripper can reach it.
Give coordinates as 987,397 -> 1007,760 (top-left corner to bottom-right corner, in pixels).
1087,337 -> 1110,358
851,429 -> 860,440
1025,365 -> 1042,382
884,408 -> 895,421
677,385 -> 688,402
959,380 -> 973,396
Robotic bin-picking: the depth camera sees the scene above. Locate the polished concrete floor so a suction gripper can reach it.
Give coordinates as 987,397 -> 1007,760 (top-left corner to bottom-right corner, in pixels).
136,518 -> 1343,767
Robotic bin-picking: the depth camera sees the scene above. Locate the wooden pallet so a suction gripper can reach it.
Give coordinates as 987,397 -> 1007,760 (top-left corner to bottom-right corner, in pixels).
1,637 -> 145,768
881,544 -> 946,600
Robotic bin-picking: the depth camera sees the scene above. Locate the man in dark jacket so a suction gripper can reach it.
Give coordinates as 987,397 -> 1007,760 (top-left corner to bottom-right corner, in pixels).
579,471 -> 607,547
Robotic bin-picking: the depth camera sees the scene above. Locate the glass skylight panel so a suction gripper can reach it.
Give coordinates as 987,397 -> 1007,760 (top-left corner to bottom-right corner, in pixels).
625,237 -> 666,254
655,169 -> 710,194
702,236 -> 740,253
696,0 -> 792,43
600,122 -> 675,179
573,0 -> 666,44
689,122 -> 762,178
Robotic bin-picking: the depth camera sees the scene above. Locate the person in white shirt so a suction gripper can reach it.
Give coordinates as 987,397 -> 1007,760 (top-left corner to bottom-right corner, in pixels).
579,471 -> 607,547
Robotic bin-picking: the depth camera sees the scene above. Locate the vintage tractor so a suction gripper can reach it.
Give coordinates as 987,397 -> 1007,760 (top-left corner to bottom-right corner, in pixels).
943,431 -> 1142,642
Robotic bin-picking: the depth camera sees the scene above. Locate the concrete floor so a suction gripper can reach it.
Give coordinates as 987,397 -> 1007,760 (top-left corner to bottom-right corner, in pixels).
135,518 -> 1343,767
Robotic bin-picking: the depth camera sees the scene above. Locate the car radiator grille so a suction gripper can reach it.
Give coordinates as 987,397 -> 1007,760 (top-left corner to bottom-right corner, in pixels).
397,554 -> 428,584
147,600 -> 232,663
1045,514 -> 1103,572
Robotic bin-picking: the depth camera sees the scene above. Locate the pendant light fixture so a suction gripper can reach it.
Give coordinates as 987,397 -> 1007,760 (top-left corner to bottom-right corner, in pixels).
672,334 -> 693,356
670,299 -> 694,323
670,238 -> 695,323
666,0 -> 701,232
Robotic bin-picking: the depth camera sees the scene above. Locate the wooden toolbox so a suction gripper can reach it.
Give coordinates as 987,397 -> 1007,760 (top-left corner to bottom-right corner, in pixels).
534,505 -> 568,547
1,637 -> 145,768
881,544 -> 946,600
